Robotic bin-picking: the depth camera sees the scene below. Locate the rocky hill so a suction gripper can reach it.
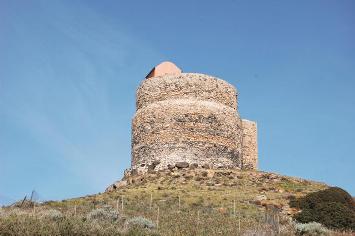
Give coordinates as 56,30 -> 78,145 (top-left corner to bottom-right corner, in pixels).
3,166 -> 342,236
105,166 -> 327,218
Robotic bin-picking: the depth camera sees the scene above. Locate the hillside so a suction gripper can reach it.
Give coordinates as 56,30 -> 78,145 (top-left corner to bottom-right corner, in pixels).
1,167 -> 339,236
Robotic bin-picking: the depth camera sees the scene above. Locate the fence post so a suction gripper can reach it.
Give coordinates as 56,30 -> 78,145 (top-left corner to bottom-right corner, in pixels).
74,204 -> 77,216
116,199 -> 119,212
156,206 -> 160,229
33,202 -> 36,215
238,212 -> 241,232
121,195 -> 124,211
178,195 -> 181,212
197,210 -> 200,224
233,199 -> 236,217
150,193 -> 153,210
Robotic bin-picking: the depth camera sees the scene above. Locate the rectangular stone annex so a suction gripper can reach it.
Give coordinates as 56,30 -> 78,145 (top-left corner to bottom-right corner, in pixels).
242,119 -> 258,170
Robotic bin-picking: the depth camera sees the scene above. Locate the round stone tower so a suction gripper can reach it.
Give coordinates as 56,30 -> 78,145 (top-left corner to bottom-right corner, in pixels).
131,62 -> 258,173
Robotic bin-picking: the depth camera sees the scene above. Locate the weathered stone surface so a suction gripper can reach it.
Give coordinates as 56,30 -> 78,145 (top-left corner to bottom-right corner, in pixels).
241,119 -> 258,170
132,99 -> 242,170
201,171 -> 208,177
167,164 -> 174,170
175,162 -> 189,169
136,73 -> 238,110
105,180 -> 127,192
152,160 -> 161,166
189,163 -> 198,169
115,180 -> 127,188
131,67 -> 258,172
147,164 -> 155,173
105,184 -> 116,192
202,164 -> 210,169
131,169 -> 138,176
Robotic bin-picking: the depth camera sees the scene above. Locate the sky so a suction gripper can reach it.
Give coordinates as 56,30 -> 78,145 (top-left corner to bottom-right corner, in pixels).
0,0 -> 354,205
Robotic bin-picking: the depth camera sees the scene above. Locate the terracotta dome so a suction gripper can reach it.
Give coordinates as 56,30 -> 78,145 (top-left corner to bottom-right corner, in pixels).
145,61 -> 182,79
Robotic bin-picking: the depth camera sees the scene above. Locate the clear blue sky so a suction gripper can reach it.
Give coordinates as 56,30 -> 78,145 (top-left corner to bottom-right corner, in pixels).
1,0 -> 354,205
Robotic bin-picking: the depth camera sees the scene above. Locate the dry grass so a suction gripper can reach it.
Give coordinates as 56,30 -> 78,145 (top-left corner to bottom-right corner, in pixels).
1,169 -> 351,235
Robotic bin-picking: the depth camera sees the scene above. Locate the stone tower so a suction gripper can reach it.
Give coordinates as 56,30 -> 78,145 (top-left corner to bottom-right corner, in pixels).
131,62 -> 258,173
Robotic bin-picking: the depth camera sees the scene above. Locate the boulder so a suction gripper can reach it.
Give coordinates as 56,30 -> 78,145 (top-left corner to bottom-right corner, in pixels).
202,164 -> 210,169
189,163 -> 198,169
152,160 -> 161,166
123,169 -> 132,179
171,173 -> 180,178
105,180 -> 127,192
114,180 -> 127,189
167,164 -> 174,170
131,169 -> 138,176
105,184 -> 116,192
201,171 -> 208,177
147,164 -> 155,173
175,162 -> 189,169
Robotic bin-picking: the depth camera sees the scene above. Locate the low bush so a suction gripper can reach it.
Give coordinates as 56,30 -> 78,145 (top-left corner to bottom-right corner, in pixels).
0,214 -> 159,236
39,209 -> 63,220
87,205 -> 120,222
125,216 -> 156,229
290,187 -> 355,231
290,187 -> 354,210
295,222 -> 329,236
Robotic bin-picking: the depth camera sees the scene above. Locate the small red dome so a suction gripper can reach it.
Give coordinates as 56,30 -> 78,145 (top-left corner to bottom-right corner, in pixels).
145,61 -> 182,79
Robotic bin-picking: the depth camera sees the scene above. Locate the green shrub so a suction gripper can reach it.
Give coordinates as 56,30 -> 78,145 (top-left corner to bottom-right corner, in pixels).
290,187 -> 355,230
290,187 -> 354,210
295,222 -> 329,235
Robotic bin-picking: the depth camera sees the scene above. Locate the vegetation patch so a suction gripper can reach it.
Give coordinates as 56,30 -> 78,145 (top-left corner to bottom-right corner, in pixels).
2,170 -> 352,235
290,187 -> 355,231
295,222 -> 329,236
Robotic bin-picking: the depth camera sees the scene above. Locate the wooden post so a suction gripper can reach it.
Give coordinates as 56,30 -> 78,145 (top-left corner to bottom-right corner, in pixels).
178,195 -> 181,212
233,200 -> 236,217
33,202 -> 36,215
74,204 -> 77,216
116,199 -> 119,212
156,206 -> 160,229
197,210 -> 200,224
150,193 -> 153,210
257,220 -> 260,232
121,196 -> 124,211
238,212 -> 241,232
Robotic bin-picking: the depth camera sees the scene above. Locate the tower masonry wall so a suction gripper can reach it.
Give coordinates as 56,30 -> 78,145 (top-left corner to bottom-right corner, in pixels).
132,99 -> 243,171
241,119 -> 258,170
132,73 -> 244,173
136,73 -> 238,110
130,70 -> 258,174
